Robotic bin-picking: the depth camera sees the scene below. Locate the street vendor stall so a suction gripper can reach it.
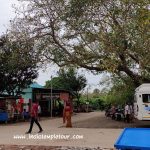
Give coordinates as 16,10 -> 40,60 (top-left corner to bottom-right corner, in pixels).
0,95 -> 18,122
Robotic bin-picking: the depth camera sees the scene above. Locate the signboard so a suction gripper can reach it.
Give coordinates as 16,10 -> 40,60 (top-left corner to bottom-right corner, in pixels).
41,94 -> 59,100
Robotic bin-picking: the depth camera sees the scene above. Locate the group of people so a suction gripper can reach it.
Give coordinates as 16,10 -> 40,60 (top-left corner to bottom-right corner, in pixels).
124,103 -> 134,123
105,103 -> 134,123
26,101 -> 73,134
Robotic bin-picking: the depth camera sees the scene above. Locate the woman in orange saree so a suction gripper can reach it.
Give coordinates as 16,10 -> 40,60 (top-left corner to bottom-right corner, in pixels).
63,102 -> 72,128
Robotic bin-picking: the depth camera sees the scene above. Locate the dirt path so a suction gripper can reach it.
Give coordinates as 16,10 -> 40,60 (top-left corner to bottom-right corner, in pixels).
73,111 -> 150,128
1,111 -> 149,149
0,145 -> 112,150
0,111 -> 122,149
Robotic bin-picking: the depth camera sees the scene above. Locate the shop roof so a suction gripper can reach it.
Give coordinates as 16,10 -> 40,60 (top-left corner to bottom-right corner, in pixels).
32,88 -> 73,95
30,82 -> 43,88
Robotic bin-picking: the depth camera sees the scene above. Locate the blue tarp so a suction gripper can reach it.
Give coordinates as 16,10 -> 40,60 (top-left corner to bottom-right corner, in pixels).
0,112 -> 8,122
115,128 -> 150,150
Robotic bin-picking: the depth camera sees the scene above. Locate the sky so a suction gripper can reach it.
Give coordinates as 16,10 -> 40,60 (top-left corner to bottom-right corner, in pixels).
0,0 -> 103,92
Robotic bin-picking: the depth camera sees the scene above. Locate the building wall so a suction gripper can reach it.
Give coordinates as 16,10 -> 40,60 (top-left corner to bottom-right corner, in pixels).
21,87 -> 32,103
21,83 -> 43,103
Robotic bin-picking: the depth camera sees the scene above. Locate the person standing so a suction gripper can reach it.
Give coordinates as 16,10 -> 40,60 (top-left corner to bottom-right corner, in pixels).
26,102 -> 43,134
129,103 -> 134,123
22,109 -> 28,121
63,102 -> 72,128
38,103 -> 41,121
111,105 -> 116,120
124,103 -> 131,123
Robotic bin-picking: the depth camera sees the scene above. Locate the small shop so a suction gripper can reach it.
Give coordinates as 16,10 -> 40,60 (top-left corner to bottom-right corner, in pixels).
32,88 -> 73,117
0,95 -> 17,122
21,83 -> 73,117
0,95 -> 30,122
0,83 -> 73,122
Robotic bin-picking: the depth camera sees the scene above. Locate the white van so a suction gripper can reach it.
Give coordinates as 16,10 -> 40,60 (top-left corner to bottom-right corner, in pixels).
134,84 -> 150,120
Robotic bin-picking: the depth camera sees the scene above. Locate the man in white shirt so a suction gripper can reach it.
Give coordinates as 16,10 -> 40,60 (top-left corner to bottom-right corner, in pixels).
124,103 -> 131,123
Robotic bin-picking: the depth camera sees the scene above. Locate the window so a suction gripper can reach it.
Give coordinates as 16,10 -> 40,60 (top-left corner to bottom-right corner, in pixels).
142,94 -> 150,103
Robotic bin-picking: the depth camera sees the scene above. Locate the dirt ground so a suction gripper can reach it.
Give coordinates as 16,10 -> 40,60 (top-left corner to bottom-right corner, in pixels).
0,145 -> 60,150
73,111 -> 150,128
0,145 -> 112,150
0,111 -> 149,149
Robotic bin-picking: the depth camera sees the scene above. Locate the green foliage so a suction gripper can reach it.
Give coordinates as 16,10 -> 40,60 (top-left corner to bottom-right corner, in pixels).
11,0 -> 150,87
90,98 -> 106,110
45,68 -> 87,102
58,68 -> 87,94
80,74 -> 136,109
93,88 -> 100,95
80,90 -> 106,110
105,75 -> 135,105
45,77 -> 62,89
0,35 -> 39,96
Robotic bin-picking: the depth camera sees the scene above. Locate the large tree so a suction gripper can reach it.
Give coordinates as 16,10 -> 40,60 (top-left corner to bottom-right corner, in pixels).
0,35 -> 39,96
105,75 -> 135,105
45,77 -> 63,89
11,0 -> 150,87
45,68 -> 87,103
